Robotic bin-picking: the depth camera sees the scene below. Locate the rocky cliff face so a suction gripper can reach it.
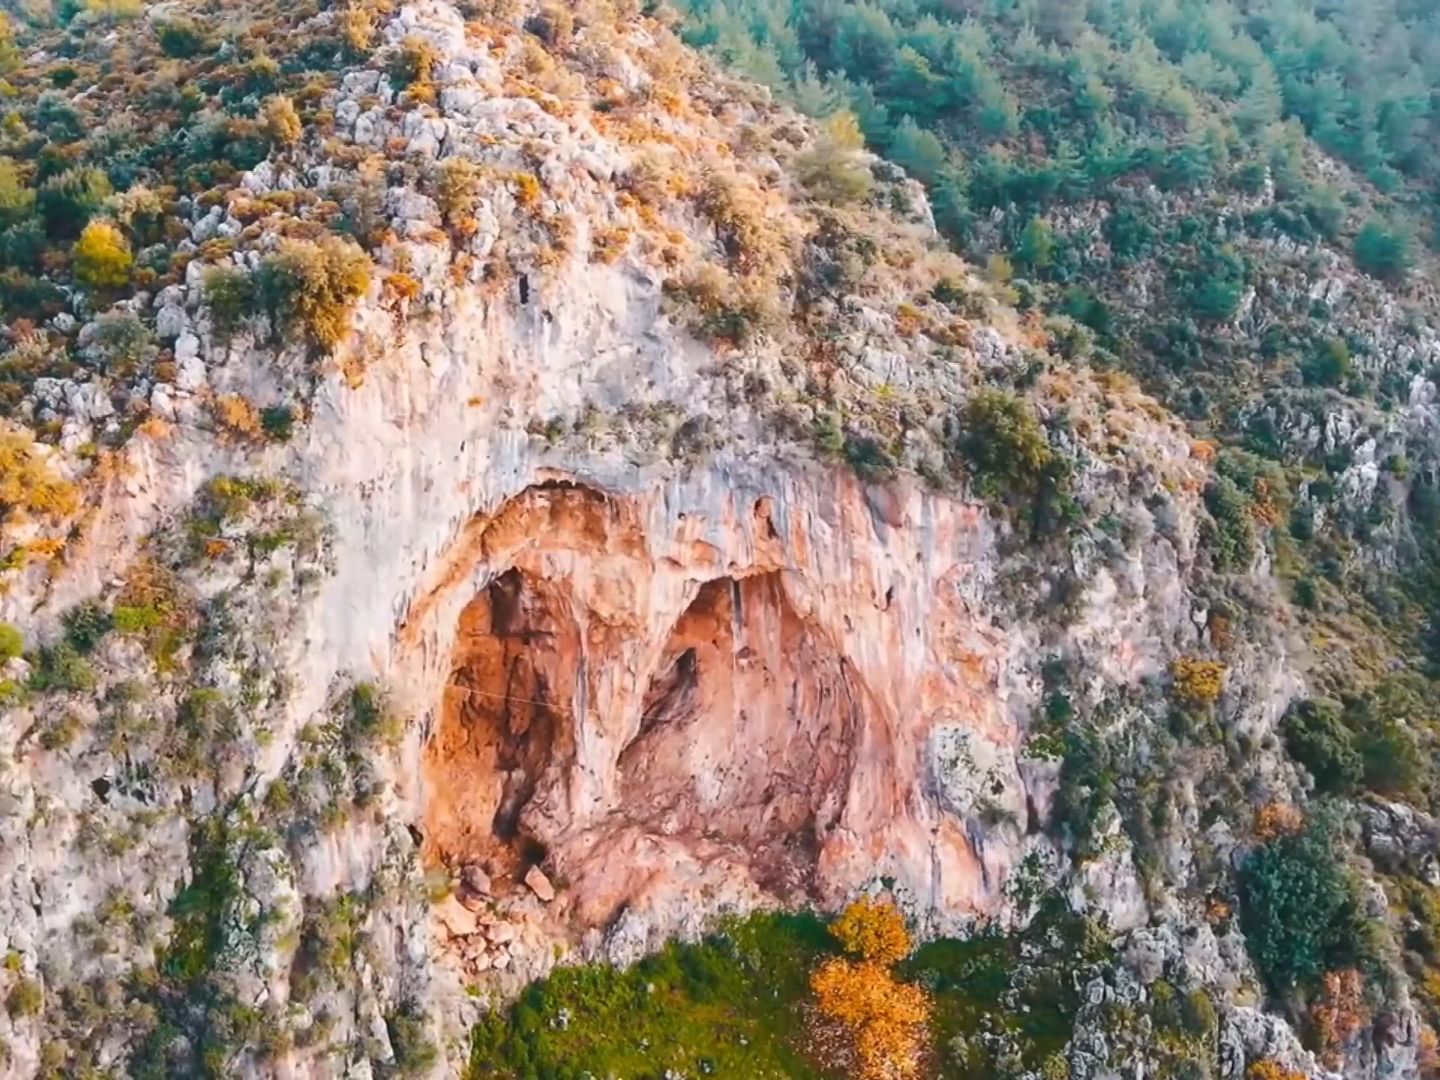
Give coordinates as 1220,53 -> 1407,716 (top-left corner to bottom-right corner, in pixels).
0,1 -> 1432,1077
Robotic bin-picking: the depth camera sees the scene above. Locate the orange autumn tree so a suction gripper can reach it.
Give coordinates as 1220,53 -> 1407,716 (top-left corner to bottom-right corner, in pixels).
811,897 -> 931,1079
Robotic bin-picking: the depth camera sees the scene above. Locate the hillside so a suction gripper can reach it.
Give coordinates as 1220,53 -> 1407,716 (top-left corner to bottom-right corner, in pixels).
0,1 -> 1435,1079
677,0 -> 1440,682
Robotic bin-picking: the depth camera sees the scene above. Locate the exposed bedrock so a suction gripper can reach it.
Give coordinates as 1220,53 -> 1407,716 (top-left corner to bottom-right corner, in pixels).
400,465 -> 1190,954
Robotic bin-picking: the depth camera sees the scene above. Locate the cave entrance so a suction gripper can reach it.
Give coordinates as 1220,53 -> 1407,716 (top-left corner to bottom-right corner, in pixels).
422,568 -> 577,879
616,573 -> 861,893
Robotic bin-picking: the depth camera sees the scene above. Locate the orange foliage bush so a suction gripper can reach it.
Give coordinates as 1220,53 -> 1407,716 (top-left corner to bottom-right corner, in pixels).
262,94 -> 303,147
1246,1062 -> 1306,1080
73,221 -> 133,289
0,429 -> 79,524
1208,611 -> 1233,651
1419,1023 -> 1439,1076
1253,802 -> 1305,842
384,272 -> 422,303
211,394 -> 264,441
1170,657 -> 1226,709
812,959 -> 929,1079
830,896 -> 912,966
1310,968 -> 1368,1067
590,226 -> 631,264
812,899 -> 929,1079
512,171 -> 542,210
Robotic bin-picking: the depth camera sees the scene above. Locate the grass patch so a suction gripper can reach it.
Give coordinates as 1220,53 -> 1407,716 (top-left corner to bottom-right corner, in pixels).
468,912 -> 835,1079
470,899 -> 1110,1080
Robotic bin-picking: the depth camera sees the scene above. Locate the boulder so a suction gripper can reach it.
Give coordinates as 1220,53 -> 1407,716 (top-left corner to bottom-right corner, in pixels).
524,865 -> 556,903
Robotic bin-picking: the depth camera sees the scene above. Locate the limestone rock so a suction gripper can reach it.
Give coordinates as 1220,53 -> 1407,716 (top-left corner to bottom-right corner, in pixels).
524,866 -> 555,903
459,863 -> 492,898
434,895 -> 480,938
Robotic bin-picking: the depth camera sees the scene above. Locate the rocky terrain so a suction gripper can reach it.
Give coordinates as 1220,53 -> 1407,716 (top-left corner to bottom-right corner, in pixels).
0,0 -> 1437,1077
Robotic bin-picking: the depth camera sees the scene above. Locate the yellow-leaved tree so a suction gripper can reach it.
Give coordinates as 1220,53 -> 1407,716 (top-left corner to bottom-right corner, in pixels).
261,94 -> 303,148
0,427 -> 78,526
73,221 -> 133,290
811,898 -> 930,1079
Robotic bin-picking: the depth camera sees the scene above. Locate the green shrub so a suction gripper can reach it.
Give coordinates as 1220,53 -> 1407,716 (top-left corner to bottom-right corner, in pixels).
1203,476 -> 1255,572
291,893 -> 363,1002
663,264 -> 782,348
1049,726 -> 1114,856
28,644 -> 95,693
385,1004 -> 438,1077
1180,988 -> 1216,1036
81,310 -> 156,375
1344,680 -> 1435,801
256,237 -> 371,352
202,265 -> 257,342
795,112 -> 874,205
470,913 -> 831,1078
432,157 -> 484,225
347,682 -> 401,747
169,689 -> 238,774
112,605 -> 164,634
34,92 -> 84,142
1353,218 -> 1411,281
1015,215 -> 1055,275
62,601 -> 112,653
1293,577 -> 1318,609
156,16 -> 209,57
1189,275 -> 1243,322
953,389 -> 1055,502
0,218 -> 46,274
0,622 -> 21,661
1281,699 -> 1361,795
951,389 -> 1075,534
1357,716 -> 1424,799
0,158 -> 35,228
260,405 -> 295,441
388,36 -> 438,88
843,433 -> 897,483
38,712 -> 82,751
1301,338 -> 1352,387
1239,817 -> 1367,994
1184,246 -> 1246,322
5,977 -> 41,1018
0,13 -> 17,77
37,167 -> 112,239
237,53 -> 280,96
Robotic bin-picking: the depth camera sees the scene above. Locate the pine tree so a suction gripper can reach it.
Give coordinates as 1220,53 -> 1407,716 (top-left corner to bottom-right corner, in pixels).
789,60 -> 843,118
888,116 -> 947,184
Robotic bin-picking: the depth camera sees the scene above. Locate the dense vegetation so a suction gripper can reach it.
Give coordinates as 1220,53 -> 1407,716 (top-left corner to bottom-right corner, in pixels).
673,0 -> 1440,408
0,0 -> 380,422
469,898 -> 1113,1080
469,913 -> 834,1079
670,0 -> 1440,666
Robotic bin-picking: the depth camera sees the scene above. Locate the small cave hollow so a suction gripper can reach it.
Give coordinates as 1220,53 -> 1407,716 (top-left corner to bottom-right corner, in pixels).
616,573 -> 863,892
422,568 -> 577,879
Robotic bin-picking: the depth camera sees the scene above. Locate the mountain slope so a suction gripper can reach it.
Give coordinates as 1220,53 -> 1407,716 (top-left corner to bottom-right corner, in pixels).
0,1 -> 1434,1078
675,0 -> 1440,684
